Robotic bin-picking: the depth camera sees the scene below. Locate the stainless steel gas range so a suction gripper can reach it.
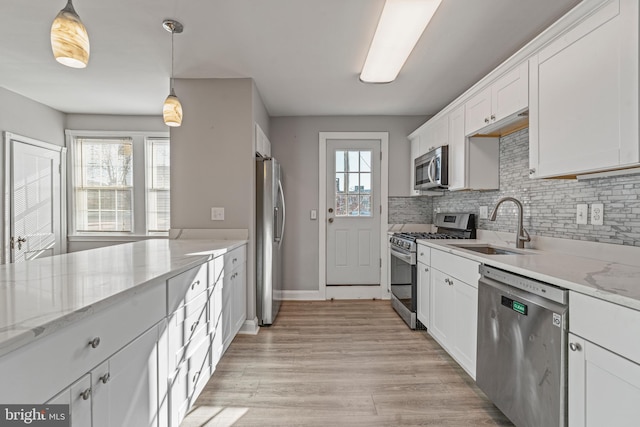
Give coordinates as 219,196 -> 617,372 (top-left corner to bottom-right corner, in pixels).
389,213 -> 476,329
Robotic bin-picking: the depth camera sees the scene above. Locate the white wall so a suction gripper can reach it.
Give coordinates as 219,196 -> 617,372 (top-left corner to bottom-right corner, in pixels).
270,115 -> 426,292
0,88 -> 66,264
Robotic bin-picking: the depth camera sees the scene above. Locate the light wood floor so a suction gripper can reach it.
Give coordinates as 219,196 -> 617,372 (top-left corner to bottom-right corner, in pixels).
182,300 -> 513,426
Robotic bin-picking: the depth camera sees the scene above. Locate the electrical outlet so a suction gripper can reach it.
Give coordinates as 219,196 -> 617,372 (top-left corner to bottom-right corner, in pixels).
479,206 -> 488,219
576,204 -> 588,225
591,203 -> 604,225
211,207 -> 225,221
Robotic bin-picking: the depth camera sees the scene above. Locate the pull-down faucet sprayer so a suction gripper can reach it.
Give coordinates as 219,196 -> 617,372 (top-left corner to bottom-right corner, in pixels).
489,197 -> 531,249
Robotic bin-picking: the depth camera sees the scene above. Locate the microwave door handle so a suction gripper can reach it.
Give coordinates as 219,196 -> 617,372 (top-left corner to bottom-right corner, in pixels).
427,157 -> 436,184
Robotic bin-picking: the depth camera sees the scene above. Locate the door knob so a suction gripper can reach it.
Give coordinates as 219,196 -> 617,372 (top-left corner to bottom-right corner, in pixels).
10,236 -> 27,251
328,218 -> 334,223
328,208 -> 334,213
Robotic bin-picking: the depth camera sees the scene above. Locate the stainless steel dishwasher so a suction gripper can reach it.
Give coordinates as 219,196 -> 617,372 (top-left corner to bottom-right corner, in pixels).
476,265 -> 568,427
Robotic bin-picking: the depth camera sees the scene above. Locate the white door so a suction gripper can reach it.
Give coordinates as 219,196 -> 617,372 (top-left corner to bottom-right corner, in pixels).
6,135 -> 64,263
326,139 -> 381,287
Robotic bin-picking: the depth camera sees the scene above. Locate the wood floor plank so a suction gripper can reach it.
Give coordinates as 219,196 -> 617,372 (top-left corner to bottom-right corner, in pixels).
182,300 -> 512,426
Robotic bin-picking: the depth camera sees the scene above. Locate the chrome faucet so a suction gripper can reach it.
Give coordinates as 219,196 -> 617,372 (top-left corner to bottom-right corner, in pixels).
489,197 -> 531,249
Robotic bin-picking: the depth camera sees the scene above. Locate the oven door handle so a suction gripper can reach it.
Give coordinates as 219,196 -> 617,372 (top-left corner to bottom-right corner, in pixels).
390,247 -> 413,264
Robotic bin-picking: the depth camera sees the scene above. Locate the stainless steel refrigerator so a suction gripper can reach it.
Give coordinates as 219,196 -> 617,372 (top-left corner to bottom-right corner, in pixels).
256,157 -> 285,326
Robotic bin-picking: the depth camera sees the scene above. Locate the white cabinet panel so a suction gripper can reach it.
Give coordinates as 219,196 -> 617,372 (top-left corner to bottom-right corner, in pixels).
417,260 -> 430,328
429,250 -> 480,379
465,62 -> 528,136
409,136 -> 421,196
47,374 -> 92,427
529,0 -> 639,178
568,334 -> 640,427
92,324 -> 160,427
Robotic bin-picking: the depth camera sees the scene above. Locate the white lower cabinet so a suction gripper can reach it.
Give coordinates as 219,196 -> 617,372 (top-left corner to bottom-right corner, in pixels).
92,324 -> 160,427
568,334 -> 640,427
46,324 -> 160,427
568,290 -> 640,426
429,249 -> 479,379
47,374 -> 92,427
416,244 -> 431,327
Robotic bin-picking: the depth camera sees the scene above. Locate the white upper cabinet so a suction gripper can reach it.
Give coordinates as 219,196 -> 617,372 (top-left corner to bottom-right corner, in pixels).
255,123 -> 271,157
448,105 -> 500,191
529,0 -> 639,178
409,135 -> 421,196
465,61 -> 528,136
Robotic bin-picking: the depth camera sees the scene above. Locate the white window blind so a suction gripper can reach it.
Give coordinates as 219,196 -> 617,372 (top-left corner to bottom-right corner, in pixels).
147,138 -> 170,232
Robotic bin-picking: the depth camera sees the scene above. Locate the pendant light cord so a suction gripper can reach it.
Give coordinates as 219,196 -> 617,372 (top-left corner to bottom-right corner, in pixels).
170,28 -> 174,92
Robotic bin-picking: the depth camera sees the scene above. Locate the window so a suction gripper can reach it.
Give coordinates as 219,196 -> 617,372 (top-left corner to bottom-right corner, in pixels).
68,131 -> 170,235
335,150 -> 372,217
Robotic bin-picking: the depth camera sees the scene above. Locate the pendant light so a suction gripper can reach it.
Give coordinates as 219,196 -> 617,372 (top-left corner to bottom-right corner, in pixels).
51,0 -> 90,68
163,19 -> 184,127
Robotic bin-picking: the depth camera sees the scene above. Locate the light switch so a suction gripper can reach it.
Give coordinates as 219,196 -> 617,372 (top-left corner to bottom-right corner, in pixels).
591,203 -> 604,225
211,207 -> 225,221
576,204 -> 588,225
310,209 -> 317,220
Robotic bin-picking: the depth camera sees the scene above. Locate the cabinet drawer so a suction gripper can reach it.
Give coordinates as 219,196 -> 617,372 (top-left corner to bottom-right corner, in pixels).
224,246 -> 246,273
417,245 -> 431,265
570,291 -> 640,364
431,249 -> 480,287
0,282 -> 165,403
169,340 -> 212,426
168,262 -> 208,313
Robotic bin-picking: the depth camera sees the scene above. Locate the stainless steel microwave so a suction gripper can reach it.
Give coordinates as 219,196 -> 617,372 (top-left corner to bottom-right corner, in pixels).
414,145 -> 448,190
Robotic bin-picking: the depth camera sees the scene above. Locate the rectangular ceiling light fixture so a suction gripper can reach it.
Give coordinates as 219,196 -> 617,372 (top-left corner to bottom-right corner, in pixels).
360,0 -> 442,83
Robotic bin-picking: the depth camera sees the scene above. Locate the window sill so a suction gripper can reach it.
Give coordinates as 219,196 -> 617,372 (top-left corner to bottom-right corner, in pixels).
68,233 -> 169,242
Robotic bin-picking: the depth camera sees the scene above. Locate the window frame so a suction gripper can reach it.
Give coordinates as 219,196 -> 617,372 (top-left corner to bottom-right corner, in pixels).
66,130 -> 170,238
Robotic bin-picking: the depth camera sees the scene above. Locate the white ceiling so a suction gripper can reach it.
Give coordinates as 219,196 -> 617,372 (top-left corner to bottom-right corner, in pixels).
1,0 -> 581,117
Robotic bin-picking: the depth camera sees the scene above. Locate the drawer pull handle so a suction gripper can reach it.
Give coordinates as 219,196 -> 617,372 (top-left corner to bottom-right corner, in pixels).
190,320 -> 200,332
80,388 -> 91,400
100,373 -> 111,384
424,268 -> 429,272
191,280 -> 200,290
88,337 -> 101,349
569,342 -> 582,352
193,371 -> 200,383
490,114 -> 496,121
420,252 -> 424,256
484,117 -> 490,124
233,258 -> 238,263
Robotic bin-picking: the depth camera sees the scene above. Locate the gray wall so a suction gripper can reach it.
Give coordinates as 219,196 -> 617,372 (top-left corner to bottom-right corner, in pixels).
170,78 -> 265,324
65,114 -> 166,132
434,128 -> 640,246
270,115 -> 425,291
0,87 -> 65,146
0,88 -> 65,263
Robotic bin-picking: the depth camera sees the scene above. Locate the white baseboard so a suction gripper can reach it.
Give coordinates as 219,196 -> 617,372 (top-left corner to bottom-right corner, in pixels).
238,317 -> 259,335
325,285 -> 387,300
281,290 -> 324,300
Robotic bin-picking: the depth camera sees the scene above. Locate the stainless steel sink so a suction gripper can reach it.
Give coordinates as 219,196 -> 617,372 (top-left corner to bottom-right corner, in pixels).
448,244 -> 528,255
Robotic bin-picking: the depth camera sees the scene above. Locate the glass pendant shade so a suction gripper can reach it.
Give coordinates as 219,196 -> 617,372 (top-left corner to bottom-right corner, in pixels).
163,89 -> 183,127
51,0 -> 90,68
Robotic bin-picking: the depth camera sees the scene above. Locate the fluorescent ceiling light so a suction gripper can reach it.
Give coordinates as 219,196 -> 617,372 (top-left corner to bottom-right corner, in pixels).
360,0 -> 442,83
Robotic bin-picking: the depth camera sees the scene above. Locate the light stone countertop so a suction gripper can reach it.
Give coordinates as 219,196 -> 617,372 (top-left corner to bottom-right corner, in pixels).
0,239 -> 246,358
417,239 -> 640,312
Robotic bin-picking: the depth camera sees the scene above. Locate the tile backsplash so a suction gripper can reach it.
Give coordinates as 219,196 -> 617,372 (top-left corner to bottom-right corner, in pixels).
390,128 -> 640,246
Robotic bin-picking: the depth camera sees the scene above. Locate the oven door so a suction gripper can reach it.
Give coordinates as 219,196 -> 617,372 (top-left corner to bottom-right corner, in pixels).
389,245 -> 417,329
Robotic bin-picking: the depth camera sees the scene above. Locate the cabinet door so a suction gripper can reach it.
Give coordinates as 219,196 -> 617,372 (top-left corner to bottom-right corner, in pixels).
451,280 -> 478,379
47,374 -> 92,427
464,87 -> 492,136
447,105 -> 467,190
409,137 -> 421,196
430,116 -> 449,149
568,334 -> 640,427
492,61 -> 528,123
429,268 -> 453,346
232,265 -> 247,335
417,263 -> 430,327
529,0 -> 639,178
92,324 -> 160,427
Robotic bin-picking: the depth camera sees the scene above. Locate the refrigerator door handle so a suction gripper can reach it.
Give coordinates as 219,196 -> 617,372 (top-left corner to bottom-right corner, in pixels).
274,206 -> 280,242
278,179 -> 286,248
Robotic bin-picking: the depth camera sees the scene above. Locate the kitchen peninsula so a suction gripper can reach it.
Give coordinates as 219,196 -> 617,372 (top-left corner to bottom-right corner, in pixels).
0,238 -> 247,427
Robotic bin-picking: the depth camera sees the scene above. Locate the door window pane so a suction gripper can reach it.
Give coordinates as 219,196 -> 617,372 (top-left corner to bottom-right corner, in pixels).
334,149 -> 373,217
